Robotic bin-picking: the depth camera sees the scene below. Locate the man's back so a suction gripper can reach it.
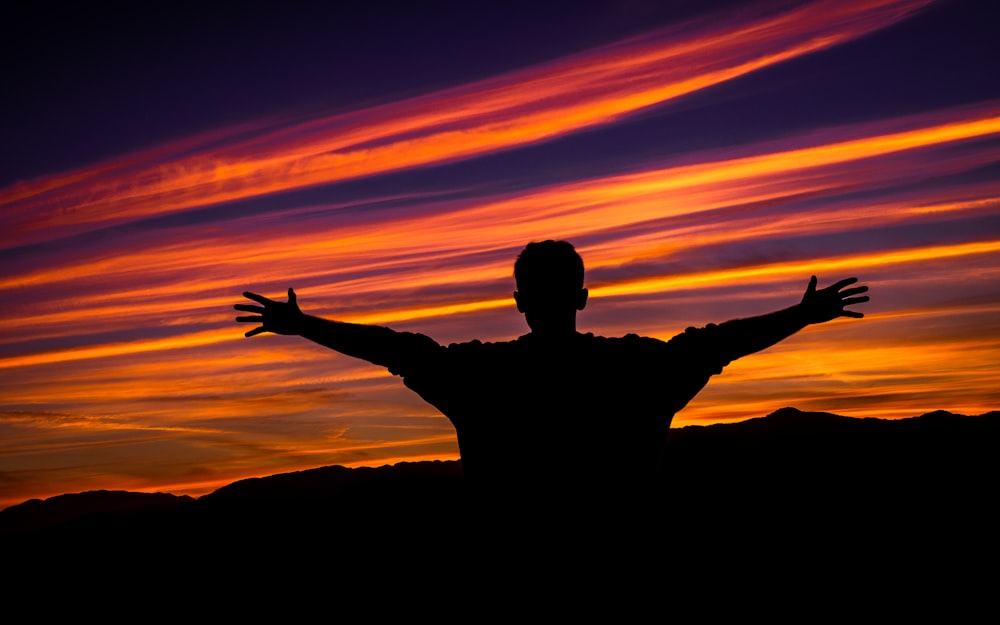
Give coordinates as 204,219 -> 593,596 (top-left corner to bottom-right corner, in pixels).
391,328 -> 732,493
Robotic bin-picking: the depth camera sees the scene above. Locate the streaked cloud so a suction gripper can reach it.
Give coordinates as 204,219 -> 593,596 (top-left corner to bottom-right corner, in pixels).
1,0 -> 934,243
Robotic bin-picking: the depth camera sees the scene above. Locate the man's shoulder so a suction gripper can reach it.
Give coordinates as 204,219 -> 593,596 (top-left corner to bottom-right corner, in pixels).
592,328 -> 726,355
442,337 -> 519,354
440,332 -> 676,353
589,332 -> 669,347
602,332 -> 661,342
444,337 -> 512,347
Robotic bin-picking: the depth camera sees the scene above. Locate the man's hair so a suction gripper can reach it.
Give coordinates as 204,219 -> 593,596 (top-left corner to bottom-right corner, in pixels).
514,240 -> 584,293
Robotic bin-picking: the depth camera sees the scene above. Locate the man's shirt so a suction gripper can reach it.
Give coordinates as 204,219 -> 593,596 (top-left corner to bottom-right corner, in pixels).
379,326 -> 734,493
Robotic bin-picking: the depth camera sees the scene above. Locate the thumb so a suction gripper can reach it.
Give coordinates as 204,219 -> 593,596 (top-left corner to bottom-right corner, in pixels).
807,275 -> 818,294
287,288 -> 297,306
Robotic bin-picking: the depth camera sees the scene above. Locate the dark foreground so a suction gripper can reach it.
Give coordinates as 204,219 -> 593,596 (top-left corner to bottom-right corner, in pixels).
4,408 -> 997,611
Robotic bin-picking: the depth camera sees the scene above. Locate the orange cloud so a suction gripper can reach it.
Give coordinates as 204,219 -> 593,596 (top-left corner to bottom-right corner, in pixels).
1,0 -> 934,243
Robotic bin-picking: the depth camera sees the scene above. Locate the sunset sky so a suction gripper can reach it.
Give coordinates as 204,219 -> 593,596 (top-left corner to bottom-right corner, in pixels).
2,0 -> 998,510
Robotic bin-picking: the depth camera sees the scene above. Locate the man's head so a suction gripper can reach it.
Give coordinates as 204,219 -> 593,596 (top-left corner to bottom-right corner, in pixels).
513,240 -> 588,335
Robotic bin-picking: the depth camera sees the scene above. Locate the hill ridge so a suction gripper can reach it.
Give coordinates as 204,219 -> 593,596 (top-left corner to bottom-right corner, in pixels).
2,407 -> 996,536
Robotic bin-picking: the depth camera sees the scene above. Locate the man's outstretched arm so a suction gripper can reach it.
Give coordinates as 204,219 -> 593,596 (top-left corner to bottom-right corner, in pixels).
713,276 -> 870,361
234,288 -> 437,367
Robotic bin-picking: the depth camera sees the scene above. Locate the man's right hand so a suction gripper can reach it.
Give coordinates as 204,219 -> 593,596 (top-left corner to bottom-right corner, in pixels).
234,288 -> 305,337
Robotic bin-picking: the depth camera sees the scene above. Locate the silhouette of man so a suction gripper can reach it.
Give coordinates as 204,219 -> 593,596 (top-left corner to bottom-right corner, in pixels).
235,240 -> 868,504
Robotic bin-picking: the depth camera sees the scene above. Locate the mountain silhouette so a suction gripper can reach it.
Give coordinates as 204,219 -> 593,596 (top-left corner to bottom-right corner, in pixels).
4,407 -> 997,602
4,408 -> 996,533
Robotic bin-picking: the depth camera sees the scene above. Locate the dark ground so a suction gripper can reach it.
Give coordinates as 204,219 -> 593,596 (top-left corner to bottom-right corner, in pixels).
4,408 -> 996,613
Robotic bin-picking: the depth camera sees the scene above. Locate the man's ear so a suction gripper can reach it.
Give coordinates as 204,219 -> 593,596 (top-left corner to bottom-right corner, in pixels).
514,291 -> 525,313
576,288 -> 589,311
